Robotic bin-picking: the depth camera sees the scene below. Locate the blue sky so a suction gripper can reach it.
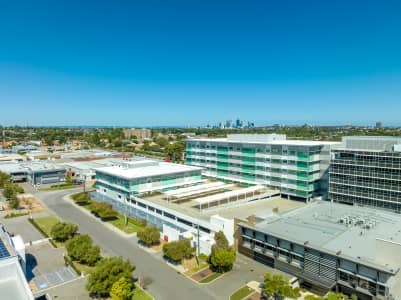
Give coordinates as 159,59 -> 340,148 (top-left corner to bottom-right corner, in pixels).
1,0 -> 401,126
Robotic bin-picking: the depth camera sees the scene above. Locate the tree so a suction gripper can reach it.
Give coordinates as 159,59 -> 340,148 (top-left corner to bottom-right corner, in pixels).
86,257 -> 135,296
263,273 -> 300,300
209,231 -> 235,272
137,226 -> 160,247
2,183 -> 23,200
162,239 -> 194,262
8,195 -> 20,210
2,184 -> 16,200
0,172 -> 10,188
214,231 -> 229,249
110,276 -> 134,300
90,202 -> 118,221
65,234 -> 100,266
155,137 -> 168,148
210,247 -> 236,272
50,222 -> 78,242
165,141 -> 185,162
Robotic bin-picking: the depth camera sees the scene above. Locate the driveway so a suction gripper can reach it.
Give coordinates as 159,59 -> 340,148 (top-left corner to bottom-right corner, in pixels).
36,189 -> 285,300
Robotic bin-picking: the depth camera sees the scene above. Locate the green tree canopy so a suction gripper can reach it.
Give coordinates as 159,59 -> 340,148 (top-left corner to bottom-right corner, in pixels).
50,221 -> 78,242
210,247 -> 236,272
263,273 -> 300,300
0,172 -> 10,188
163,239 -> 194,262
65,234 -> 100,266
214,231 -> 229,250
86,257 -> 135,296
209,231 -> 235,272
72,192 -> 92,205
154,137 -> 169,148
8,196 -> 20,210
91,202 -> 118,221
137,226 -> 160,247
110,276 -> 134,300
164,141 -> 185,162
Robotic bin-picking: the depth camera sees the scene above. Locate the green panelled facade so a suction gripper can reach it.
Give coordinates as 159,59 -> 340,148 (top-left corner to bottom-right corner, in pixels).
185,140 -> 324,200
96,170 -> 202,196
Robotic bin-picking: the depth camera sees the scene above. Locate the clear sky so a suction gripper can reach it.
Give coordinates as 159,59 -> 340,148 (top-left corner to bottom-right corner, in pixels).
1,0 -> 401,127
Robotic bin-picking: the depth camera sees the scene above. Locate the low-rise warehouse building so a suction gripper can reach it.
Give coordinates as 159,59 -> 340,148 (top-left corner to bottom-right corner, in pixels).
0,162 -> 66,185
238,201 -> 401,299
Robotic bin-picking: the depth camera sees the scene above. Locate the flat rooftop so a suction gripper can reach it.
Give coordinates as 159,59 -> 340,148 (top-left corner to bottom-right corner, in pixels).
142,188 -> 304,222
96,160 -> 202,179
253,201 -> 401,272
187,137 -> 339,147
62,157 -> 149,171
0,162 -> 65,173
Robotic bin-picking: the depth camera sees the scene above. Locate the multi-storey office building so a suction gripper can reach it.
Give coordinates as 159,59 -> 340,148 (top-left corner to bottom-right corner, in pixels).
95,160 -> 203,201
238,201 -> 401,299
186,134 -> 339,200
329,136 -> 401,213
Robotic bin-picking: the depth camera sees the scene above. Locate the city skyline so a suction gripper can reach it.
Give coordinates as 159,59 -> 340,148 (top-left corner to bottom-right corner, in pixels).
1,1 -> 401,126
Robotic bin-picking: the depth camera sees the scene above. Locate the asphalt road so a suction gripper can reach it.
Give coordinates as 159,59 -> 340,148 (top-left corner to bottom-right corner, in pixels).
37,189 -> 219,300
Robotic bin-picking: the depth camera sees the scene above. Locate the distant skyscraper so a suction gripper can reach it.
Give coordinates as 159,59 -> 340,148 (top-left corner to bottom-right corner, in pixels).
375,121 -> 383,128
235,118 -> 241,128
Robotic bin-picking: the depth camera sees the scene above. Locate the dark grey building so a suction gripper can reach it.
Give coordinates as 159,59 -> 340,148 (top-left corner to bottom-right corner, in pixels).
329,136 -> 401,213
0,162 -> 66,185
237,202 -> 401,300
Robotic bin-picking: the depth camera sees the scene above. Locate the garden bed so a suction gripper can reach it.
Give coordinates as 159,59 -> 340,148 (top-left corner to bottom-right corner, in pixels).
230,286 -> 255,300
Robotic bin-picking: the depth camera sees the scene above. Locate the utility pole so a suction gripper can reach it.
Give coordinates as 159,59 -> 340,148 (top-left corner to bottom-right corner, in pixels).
197,223 -> 200,269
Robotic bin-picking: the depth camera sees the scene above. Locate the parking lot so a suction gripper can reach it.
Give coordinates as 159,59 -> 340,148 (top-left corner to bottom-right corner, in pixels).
26,241 -> 79,292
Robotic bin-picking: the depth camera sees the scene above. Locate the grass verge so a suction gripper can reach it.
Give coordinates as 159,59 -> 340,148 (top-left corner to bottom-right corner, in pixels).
71,193 -> 145,234
40,184 -> 77,191
109,215 -> 144,234
132,284 -> 153,300
184,261 -> 209,276
230,286 -> 254,300
199,272 -> 223,284
4,212 -> 29,219
29,216 -> 62,247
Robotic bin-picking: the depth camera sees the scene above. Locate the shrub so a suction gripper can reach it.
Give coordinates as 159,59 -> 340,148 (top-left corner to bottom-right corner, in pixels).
66,234 -> 101,266
86,257 -> 135,296
163,239 -> 194,263
50,221 -> 78,242
72,192 -> 92,205
137,226 -> 160,247
90,202 -> 118,221
110,276 -> 134,300
198,253 -> 209,262
8,196 -> 20,210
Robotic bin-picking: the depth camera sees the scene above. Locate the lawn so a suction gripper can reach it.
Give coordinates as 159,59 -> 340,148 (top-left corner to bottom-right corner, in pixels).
109,215 -> 144,234
32,215 -> 61,236
230,286 -> 254,300
72,260 -> 95,276
71,193 -> 145,234
4,212 -> 29,219
199,272 -> 223,284
132,285 -> 153,300
31,215 -> 64,247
